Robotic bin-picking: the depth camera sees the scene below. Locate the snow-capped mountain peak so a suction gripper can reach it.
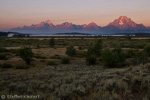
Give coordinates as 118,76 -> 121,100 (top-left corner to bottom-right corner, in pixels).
108,16 -> 146,30
118,16 -> 131,25
55,22 -> 75,30
62,22 -> 73,26
119,16 -> 125,25
10,16 -> 148,33
44,20 -> 53,25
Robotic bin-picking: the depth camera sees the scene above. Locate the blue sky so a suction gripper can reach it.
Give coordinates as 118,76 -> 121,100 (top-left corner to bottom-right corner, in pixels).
0,0 -> 150,30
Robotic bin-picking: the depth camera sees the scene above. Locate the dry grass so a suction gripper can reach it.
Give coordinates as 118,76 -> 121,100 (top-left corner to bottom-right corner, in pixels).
1,37 -> 150,100
32,47 -> 66,58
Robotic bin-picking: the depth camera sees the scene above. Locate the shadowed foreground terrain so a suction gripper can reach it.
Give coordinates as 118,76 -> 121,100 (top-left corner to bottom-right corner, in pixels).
0,62 -> 150,100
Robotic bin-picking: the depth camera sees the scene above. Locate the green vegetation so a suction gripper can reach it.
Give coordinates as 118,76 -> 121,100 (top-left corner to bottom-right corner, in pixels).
126,49 -> 135,58
51,55 -> 61,59
0,47 -> 7,52
86,55 -> 97,65
87,40 -> 102,57
0,62 -> 150,100
0,36 -> 150,100
102,49 -> 115,67
47,61 -> 57,66
144,44 -> 150,57
66,46 -> 76,57
15,65 -> 29,69
76,51 -> 86,58
18,47 -> 34,65
0,54 -> 6,60
0,63 -> 13,68
93,39 -> 103,56
61,57 -> 70,64
86,40 -> 102,65
49,38 -> 55,48
102,48 -> 125,68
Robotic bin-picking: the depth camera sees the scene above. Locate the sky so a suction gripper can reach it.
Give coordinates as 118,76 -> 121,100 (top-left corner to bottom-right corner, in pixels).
0,0 -> 150,30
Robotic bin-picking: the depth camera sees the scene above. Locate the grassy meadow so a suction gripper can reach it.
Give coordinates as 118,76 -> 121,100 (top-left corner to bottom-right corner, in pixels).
0,36 -> 150,100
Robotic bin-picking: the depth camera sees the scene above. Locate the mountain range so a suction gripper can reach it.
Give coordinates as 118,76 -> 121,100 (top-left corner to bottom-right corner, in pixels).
10,16 -> 150,35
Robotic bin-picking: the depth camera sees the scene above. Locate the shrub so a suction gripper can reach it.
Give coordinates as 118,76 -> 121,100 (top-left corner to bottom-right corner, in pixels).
36,45 -> 40,48
66,46 -> 76,57
15,65 -> 29,69
87,47 -> 95,56
61,57 -> 70,64
47,61 -> 57,66
86,55 -> 97,65
113,48 -> 126,66
138,51 -> 148,65
77,85 -> 86,95
35,55 -> 46,59
133,49 -> 140,59
127,36 -> 131,40
18,47 -> 34,65
78,46 -> 82,50
144,45 -> 150,57
16,83 -> 28,93
87,40 -> 103,57
49,38 -> 55,48
0,54 -> 6,60
93,39 -> 103,56
102,48 -> 125,68
78,46 -> 84,50
51,55 -> 61,59
0,63 -> 13,68
132,49 -> 148,64
0,47 -> 8,52
76,51 -> 86,58
102,49 -> 115,67
126,49 -> 135,58
40,60 -> 45,62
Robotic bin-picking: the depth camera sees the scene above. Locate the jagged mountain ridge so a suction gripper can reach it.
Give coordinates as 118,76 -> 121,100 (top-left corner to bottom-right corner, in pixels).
10,16 -> 149,34
108,16 -> 146,30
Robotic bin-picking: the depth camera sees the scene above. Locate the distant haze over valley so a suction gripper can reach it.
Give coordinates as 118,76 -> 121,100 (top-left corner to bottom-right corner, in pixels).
10,16 -> 150,35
